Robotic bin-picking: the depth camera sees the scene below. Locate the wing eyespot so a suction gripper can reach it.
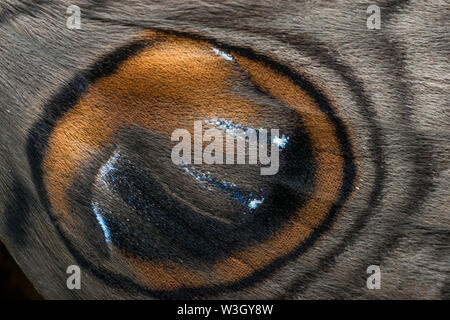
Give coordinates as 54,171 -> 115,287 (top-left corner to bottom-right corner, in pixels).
28,30 -> 357,298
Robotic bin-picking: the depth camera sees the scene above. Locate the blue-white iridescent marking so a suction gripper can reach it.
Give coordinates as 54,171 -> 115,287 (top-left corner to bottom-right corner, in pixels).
90,149 -> 122,249
211,47 -> 233,61
180,163 -> 265,212
204,118 -> 290,150
91,201 -> 112,248
97,149 -> 121,186
272,134 -> 290,148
